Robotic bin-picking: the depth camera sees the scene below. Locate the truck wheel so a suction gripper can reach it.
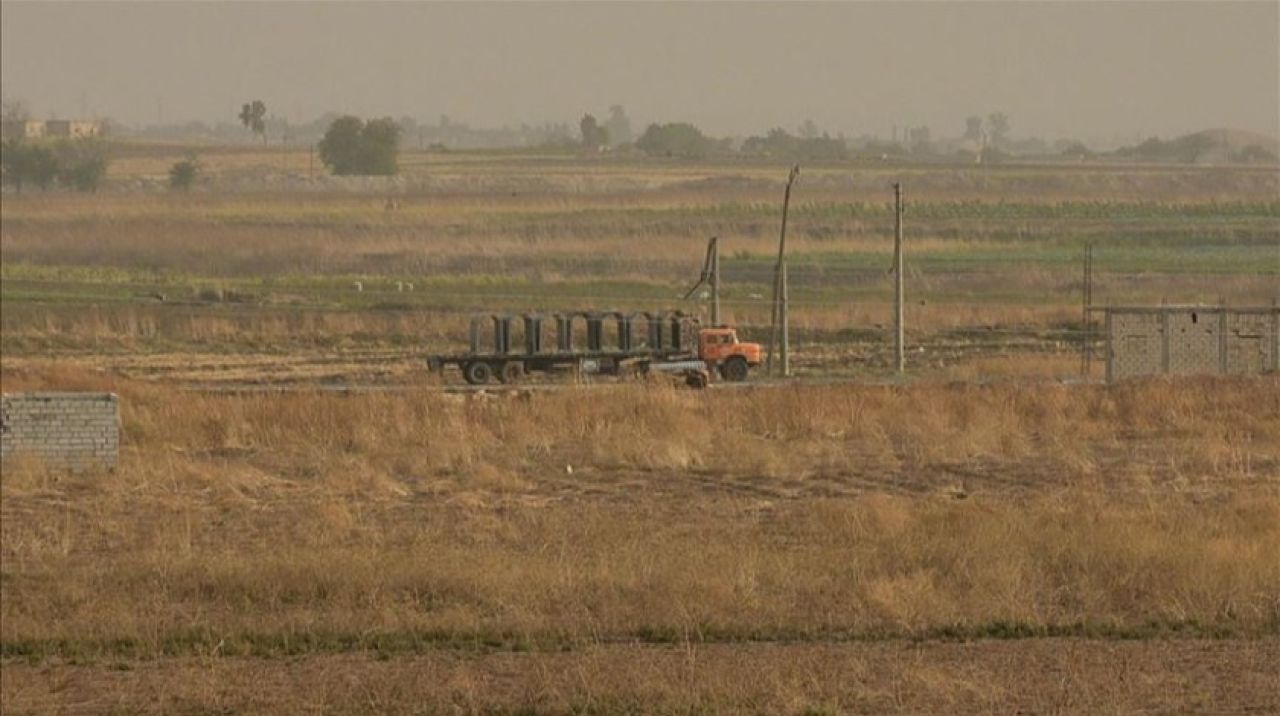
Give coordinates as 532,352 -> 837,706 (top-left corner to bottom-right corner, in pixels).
463,361 -> 493,385
721,356 -> 749,382
498,361 -> 525,384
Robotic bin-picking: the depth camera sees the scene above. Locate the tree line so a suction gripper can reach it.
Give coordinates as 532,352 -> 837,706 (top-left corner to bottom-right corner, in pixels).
0,138 -> 109,193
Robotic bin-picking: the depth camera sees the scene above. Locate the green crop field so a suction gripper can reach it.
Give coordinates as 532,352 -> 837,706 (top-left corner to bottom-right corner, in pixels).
2,146 -> 1276,372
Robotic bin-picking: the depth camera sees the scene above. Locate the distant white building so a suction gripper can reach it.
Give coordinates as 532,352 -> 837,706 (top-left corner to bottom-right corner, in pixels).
1,119 -> 100,140
45,120 -> 100,138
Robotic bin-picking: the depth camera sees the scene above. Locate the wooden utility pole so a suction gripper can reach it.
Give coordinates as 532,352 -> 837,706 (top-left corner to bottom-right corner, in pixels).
893,182 -> 905,374
780,262 -> 790,375
768,165 -> 800,376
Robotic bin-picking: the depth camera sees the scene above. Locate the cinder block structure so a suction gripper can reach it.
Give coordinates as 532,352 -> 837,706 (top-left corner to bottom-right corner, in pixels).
1102,306 -> 1279,382
0,393 -> 120,469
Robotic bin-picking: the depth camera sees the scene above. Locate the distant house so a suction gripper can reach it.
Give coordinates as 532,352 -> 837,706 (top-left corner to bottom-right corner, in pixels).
0,120 -> 47,139
44,120 -> 100,138
1,119 -> 100,140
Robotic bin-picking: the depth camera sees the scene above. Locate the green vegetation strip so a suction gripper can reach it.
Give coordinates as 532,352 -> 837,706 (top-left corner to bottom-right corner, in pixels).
1,619 -> 1262,663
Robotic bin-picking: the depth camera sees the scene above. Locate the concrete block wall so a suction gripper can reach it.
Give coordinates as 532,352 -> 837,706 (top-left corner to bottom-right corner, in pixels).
0,393 -> 120,469
1106,307 -> 1280,382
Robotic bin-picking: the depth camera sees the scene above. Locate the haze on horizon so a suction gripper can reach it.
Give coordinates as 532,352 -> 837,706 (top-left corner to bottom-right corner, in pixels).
2,0 -> 1277,144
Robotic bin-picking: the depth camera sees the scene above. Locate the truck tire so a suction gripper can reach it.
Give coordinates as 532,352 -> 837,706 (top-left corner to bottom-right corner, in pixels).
498,361 -> 525,384
721,356 -> 749,382
463,361 -> 494,385
685,370 -> 709,389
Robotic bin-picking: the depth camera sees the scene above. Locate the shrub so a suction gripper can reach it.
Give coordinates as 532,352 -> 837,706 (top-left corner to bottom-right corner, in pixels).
168,155 -> 200,191
318,116 -> 400,176
53,139 -> 109,192
634,122 -> 722,159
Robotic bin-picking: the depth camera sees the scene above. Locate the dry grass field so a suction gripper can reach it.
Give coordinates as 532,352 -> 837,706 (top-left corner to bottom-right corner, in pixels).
2,146 -> 1279,712
2,366 -> 1279,712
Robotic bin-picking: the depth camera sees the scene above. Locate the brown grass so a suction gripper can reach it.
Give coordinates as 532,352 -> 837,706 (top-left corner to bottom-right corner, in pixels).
2,371 -> 1277,668
2,152 -> 1278,712
5,639 -> 1279,714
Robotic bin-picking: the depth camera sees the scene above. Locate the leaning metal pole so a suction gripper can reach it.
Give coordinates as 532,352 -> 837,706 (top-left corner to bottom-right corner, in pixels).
893,182 -> 905,375
711,237 -> 721,327
767,165 -> 800,376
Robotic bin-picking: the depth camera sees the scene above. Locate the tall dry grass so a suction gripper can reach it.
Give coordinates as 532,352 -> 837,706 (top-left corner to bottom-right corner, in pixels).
6,640 -> 1279,714
2,370 -> 1277,662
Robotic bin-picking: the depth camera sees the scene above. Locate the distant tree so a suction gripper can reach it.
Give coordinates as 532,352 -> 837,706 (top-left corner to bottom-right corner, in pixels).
798,119 -> 819,139
1,140 -> 59,192
986,112 -> 1010,146
963,116 -> 983,142
169,154 -> 200,190
1175,133 -> 1215,163
238,100 -> 268,143
906,125 -> 932,153
635,122 -> 718,158
605,105 -> 632,146
1119,134 -> 1215,163
318,115 -> 364,174
26,143 -> 58,190
359,118 -> 401,174
317,115 -> 401,175
579,113 -> 608,150
1,139 -> 31,192
1233,144 -> 1278,163
1059,141 -> 1093,159
741,127 -> 847,160
54,139 -> 109,192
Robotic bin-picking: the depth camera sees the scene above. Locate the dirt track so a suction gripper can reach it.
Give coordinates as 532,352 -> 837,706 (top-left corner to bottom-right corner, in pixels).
5,638 -> 1277,714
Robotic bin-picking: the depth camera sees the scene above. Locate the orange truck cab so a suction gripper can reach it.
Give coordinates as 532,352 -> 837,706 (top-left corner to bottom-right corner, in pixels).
697,327 -> 763,381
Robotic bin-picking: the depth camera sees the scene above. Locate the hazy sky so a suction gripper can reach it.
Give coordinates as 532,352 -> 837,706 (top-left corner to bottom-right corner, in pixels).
2,1 -> 1277,141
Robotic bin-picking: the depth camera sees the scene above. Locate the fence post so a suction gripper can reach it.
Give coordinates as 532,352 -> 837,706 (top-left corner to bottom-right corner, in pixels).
1081,242 -> 1093,377
1271,304 -> 1279,372
1105,308 -> 1114,383
893,182 -> 905,375
1218,310 -> 1228,374
1160,309 -> 1171,374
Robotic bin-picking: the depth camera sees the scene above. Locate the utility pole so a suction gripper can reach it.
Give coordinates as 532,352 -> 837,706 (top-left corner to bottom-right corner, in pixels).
767,165 -> 800,376
893,182 -> 905,374
780,262 -> 790,376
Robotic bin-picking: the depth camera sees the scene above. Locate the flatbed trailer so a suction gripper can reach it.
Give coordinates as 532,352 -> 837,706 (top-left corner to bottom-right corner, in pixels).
428,349 -> 703,385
